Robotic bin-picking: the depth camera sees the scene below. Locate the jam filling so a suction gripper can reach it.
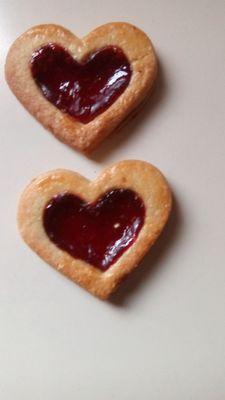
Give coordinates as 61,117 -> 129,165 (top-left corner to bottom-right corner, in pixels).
31,44 -> 132,124
43,189 -> 145,271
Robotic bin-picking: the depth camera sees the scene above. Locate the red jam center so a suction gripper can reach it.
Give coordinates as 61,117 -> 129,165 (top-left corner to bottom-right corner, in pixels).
31,44 -> 132,124
43,189 -> 145,271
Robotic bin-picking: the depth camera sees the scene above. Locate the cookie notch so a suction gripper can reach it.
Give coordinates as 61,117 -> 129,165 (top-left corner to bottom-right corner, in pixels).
18,160 -> 172,299
5,23 -> 157,153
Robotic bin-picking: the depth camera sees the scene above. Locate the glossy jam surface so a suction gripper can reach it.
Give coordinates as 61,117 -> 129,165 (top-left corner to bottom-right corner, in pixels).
31,44 -> 132,124
43,189 -> 145,271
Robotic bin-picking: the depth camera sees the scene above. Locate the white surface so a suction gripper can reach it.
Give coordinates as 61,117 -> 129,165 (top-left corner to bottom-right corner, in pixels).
0,1 -> 225,399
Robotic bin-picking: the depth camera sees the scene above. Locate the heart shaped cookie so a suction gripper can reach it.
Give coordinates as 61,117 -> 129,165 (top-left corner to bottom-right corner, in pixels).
5,23 -> 157,153
18,160 -> 172,299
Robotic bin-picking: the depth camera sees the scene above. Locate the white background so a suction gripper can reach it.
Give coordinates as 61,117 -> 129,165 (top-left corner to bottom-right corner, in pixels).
0,1 -> 225,399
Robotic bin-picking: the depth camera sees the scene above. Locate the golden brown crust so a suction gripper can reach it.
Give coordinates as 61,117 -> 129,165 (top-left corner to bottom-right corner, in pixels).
18,160 -> 172,299
5,23 -> 157,153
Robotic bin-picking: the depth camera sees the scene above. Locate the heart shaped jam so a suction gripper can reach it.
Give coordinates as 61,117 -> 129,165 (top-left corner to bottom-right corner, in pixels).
43,189 -> 145,271
31,44 -> 132,124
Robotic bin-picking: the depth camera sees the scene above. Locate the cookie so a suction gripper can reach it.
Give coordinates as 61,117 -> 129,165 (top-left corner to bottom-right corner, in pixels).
18,160 -> 172,299
5,23 -> 157,153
